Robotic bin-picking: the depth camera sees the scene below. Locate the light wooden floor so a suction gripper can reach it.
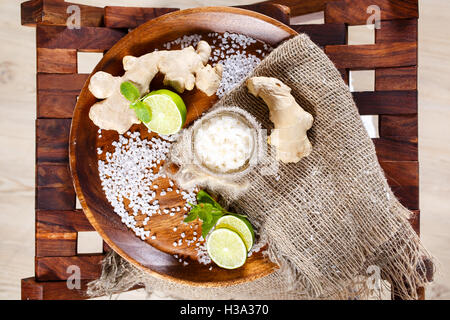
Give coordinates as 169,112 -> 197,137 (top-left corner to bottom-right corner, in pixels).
0,0 -> 449,300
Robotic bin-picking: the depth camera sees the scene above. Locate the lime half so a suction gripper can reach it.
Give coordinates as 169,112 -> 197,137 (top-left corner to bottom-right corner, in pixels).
142,89 -> 187,135
215,215 -> 254,252
206,228 -> 247,269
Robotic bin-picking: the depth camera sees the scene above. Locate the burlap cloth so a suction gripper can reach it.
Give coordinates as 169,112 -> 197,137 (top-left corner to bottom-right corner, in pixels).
87,34 -> 433,300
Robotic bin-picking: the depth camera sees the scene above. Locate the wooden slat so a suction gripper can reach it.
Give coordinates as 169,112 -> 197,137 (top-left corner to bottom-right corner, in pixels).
379,114 -> 418,137
35,119 -> 75,210
290,23 -> 346,46
380,159 -> 419,210
271,0 -> 339,16
338,68 -> 349,85
36,210 -> 94,233
36,164 -> 75,211
37,164 -> 72,188
236,2 -> 291,25
21,277 -> 90,300
37,24 -> 127,51
374,137 -> 417,161
325,0 -> 418,25
375,19 -> 418,43
37,48 -> 77,73
37,73 -> 88,118
353,90 -> 417,115
21,277 -> 44,300
390,185 -> 418,210
21,0 -> 104,27
36,118 -> 71,163
104,6 -> 179,28
380,161 -> 418,187
21,0 -> 44,26
375,66 -> 417,91
36,187 -> 75,211
38,94 -> 78,118
36,254 -> 103,281
37,73 -> 88,93
409,210 -> 420,235
21,277 -> 142,300
36,233 -> 77,257
325,42 -> 417,69
103,241 -> 112,253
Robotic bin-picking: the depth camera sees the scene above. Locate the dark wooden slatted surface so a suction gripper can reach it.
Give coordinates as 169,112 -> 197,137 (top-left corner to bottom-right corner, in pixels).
325,42 -> 417,69
353,91 -> 417,115
104,6 -> 179,28
236,2 -> 291,25
36,119 -> 71,163
375,66 -> 417,91
21,0 -> 104,27
103,3 -> 290,28
375,19 -> 418,43
36,210 -> 95,232
22,277 -> 91,300
37,48 -> 77,73
269,0 -> 338,16
20,0 -> 426,300
290,23 -> 347,46
374,137 -> 418,162
379,114 -> 418,137
37,25 -> 127,51
37,74 -> 88,118
325,0 -> 418,25
35,255 -> 103,280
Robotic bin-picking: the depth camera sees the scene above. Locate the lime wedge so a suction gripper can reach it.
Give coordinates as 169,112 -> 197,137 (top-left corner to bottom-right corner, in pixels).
142,89 -> 187,135
215,215 -> 254,252
206,228 -> 247,269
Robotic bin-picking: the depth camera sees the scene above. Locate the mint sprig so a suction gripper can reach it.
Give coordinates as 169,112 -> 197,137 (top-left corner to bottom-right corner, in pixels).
120,81 -> 151,123
184,190 -> 245,238
120,81 -> 140,102
130,101 -> 151,123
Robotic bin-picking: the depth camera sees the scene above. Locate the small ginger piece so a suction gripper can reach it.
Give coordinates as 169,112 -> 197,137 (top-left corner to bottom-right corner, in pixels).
195,63 -> 223,96
246,76 -> 313,163
88,41 -> 222,133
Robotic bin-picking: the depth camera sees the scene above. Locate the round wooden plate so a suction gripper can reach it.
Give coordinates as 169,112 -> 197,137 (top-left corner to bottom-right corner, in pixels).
70,7 -> 297,287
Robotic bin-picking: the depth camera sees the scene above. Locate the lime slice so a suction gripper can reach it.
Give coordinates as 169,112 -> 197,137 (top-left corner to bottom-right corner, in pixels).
206,228 -> 247,269
142,89 -> 187,135
215,215 -> 254,252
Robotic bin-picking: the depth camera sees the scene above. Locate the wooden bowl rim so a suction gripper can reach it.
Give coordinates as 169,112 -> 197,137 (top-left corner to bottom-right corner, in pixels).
69,6 -> 297,287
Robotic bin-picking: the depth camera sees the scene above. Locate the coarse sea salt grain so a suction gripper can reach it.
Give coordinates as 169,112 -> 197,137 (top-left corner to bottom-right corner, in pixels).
194,114 -> 254,173
215,52 -> 261,98
98,134 -> 198,242
160,32 -> 269,99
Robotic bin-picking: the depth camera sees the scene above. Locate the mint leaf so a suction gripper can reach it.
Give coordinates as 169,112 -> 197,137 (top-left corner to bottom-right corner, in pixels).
200,214 -> 223,238
131,101 -> 152,123
201,221 -> 215,238
183,210 -> 198,223
197,190 -> 223,210
186,190 -> 248,238
120,81 -> 140,102
196,203 -> 218,224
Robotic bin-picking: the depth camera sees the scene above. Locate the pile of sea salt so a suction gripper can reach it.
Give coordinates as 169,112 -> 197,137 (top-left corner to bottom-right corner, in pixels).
163,32 -> 272,98
98,131 -> 197,237
98,32 -> 269,266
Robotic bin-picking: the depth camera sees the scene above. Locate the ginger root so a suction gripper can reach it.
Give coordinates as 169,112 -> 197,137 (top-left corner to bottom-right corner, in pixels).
195,63 -> 223,96
246,76 -> 313,163
88,41 -> 222,134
